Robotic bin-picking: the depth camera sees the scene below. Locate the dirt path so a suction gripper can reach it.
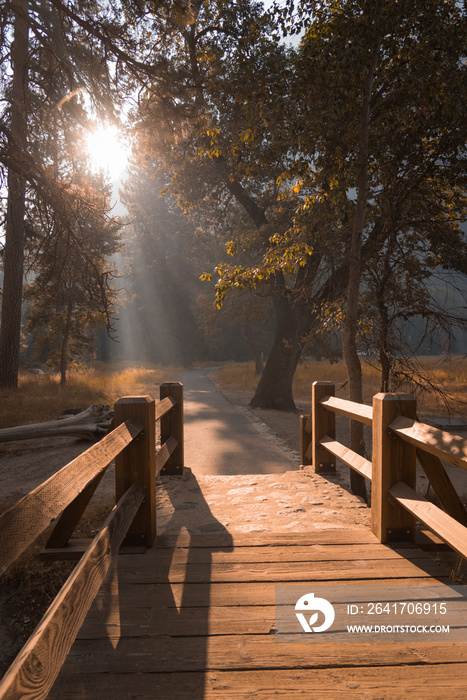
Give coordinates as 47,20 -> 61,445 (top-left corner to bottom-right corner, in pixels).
0,368 -> 301,508
1,369 -> 465,519
0,368 -> 372,555
182,368 -> 300,475
0,436 -> 115,511
155,368 -> 370,536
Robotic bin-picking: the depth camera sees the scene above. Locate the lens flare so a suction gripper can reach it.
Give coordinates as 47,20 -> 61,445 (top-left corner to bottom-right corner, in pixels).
85,125 -> 128,178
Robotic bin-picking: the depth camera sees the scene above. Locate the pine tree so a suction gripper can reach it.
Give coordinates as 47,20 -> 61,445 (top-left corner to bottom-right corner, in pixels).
24,176 -> 121,383
0,0 -> 121,387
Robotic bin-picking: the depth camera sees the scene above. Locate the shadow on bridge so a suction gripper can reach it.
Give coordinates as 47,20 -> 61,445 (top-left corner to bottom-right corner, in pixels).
49,474 -> 233,699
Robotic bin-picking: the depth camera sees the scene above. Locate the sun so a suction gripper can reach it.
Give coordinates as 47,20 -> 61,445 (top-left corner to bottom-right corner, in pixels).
85,125 -> 129,179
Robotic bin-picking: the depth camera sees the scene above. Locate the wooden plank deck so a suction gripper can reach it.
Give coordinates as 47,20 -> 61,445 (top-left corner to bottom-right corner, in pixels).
48,528 -> 467,699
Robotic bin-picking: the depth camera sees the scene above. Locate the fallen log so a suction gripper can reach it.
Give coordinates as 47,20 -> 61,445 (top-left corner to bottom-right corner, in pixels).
0,405 -> 113,443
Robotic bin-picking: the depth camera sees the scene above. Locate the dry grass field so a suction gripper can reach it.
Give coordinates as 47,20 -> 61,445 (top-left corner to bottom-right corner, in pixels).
0,363 -> 184,430
213,355 -> 467,417
1,356 -> 465,431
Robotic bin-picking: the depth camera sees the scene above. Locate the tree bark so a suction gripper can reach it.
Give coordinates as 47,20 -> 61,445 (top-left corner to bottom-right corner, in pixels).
60,297 -> 73,385
250,274 -> 314,411
255,351 -> 264,376
240,324 -> 264,375
0,0 -> 29,388
0,405 -> 113,442
60,339 -> 69,386
250,297 -> 299,410
377,288 -> 391,392
342,0 -> 383,500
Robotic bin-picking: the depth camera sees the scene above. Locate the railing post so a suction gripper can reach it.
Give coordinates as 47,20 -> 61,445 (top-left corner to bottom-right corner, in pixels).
300,415 -> 312,467
371,393 -> 417,543
159,382 -> 184,475
114,396 -> 156,547
311,381 -> 336,473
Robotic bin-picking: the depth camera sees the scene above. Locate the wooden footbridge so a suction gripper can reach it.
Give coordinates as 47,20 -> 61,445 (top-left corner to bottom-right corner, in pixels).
1,382 -> 467,698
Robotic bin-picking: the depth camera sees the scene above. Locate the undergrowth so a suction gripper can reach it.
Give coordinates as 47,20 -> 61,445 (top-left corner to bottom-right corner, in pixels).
0,362 -> 184,429
0,500 -> 114,678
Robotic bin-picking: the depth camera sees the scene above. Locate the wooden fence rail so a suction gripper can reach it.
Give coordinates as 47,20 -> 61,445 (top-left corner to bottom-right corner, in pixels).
301,381 -> 467,557
0,383 -> 184,700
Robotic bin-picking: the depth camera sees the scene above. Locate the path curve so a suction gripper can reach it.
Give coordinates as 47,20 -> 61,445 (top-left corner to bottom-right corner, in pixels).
182,368 -> 299,475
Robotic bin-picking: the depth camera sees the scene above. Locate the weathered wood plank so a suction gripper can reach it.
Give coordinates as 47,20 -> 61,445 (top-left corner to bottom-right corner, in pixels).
156,436 -> 178,475
79,596 -> 466,639
416,528 -> 452,551
372,394 -> 417,543
115,557 -> 440,583
89,577 -> 452,610
44,470 -> 108,551
319,395 -> 373,426
155,395 -> 176,421
54,635 -> 467,674
319,436 -> 373,480
159,382 -> 184,475
389,480 -> 467,560
48,664 -> 467,700
390,416 -> 467,472
40,538 -> 93,561
417,448 -> 467,526
78,605 -> 275,638
154,529 -> 379,549
0,485 -> 144,700
0,419 -> 142,575
115,397 -> 156,547
311,382 -> 336,472
143,543 -> 429,565
40,539 -> 147,562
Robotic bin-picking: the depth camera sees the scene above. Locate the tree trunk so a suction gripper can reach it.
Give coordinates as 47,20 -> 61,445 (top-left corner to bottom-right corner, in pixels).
250,277 -> 312,411
60,299 -> 73,385
377,291 -> 391,392
249,296 -> 299,410
255,352 -> 264,376
0,405 -> 113,442
342,0 -> 383,500
0,0 -> 29,389
240,324 -> 264,375
60,346 -> 68,386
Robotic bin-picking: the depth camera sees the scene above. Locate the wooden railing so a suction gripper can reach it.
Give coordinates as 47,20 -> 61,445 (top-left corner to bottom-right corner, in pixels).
300,381 -> 467,558
0,382 -> 184,700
